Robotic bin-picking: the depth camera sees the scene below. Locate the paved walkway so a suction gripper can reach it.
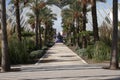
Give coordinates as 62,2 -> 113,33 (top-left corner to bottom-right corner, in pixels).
0,43 -> 120,80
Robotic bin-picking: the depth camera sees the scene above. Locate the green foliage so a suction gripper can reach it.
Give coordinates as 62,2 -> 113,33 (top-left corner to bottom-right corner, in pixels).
0,23 -> 1,29
8,36 -> 35,64
23,38 -> 36,52
76,48 -> 87,57
118,21 -> 120,26
46,42 -> 55,47
21,31 -> 35,37
76,41 -> 111,62
42,46 -> 48,50
30,50 -> 45,59
93,41 -> 111,61
99,23 -> 112,46
85,45 -> 94,59
0,43 -> 1,64
118,42 -> 120,60
79,31 -> 92,37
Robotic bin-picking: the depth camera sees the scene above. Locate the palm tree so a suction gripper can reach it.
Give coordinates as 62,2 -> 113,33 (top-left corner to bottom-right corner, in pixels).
91,0 -> 106,42
42,8 -> 57,45
13,0 -> 22,41
61,8 -> 74,45
9,0 -> 30,41
44,20 -> 55,43
34,0 -> 39,48
47,0 -> 74,8
26,0 -> 57,48
61,0 -> 83,46
91,0 -> 99,42
27,11 -> 43,49
1,0 -> 11,72
26,0 -> 46,48
81,0 -> 87,48
27,12 -> 41,49
27,15 -> 35,30
81,0 -> 105,47
110,0 -> 119,70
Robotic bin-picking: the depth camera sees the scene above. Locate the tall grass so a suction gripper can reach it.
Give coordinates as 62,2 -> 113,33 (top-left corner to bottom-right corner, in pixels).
9,38 -> 27,64
92,41 -> 111,61
8,36 -> 35,64
99,23 -> 112,46
76,41 -> 111,62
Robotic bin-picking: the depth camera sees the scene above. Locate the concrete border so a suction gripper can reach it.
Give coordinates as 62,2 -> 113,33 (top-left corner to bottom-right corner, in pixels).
66,46 -> 88,64
35,53 -> 47,65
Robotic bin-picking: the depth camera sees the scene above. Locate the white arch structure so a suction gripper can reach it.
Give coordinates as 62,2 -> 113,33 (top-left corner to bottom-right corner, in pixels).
1,1 -> 120,32
4,3 -> 33,31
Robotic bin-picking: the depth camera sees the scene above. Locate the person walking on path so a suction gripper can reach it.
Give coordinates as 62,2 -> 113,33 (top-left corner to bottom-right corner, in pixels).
56,32 -> 63,43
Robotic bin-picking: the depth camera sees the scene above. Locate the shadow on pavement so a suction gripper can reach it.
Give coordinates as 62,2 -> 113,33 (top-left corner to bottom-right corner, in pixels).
21,64 -> 104,72
20,75 -> 120,80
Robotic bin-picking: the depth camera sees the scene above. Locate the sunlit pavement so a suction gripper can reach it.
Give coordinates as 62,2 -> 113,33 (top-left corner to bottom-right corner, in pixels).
0,43 -> 120,80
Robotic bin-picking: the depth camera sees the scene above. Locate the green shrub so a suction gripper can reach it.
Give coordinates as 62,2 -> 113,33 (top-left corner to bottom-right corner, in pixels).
46,42 -> 55,47
21,31 -> 35,37
76,41 -> 111,62
0,47 -> 2,64
118,42 -> 120,60
99,24 -> 112,46
8,37 -> 30,64
76,47 -> 93,59
76,48 -> 86,57
93,41 -> 111,61
42,46 -> 48,50
23,38 -> 35,52
30,50 -> 45,59
0,34 -> 36,65
88,41 -> 111,62
86,45 -> 94,59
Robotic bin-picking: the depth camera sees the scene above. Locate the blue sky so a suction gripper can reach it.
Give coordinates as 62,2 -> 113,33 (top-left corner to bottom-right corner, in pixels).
6,0 -> 10,5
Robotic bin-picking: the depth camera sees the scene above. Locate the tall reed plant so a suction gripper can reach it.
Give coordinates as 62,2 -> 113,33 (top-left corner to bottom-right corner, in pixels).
8,36 -> 35,64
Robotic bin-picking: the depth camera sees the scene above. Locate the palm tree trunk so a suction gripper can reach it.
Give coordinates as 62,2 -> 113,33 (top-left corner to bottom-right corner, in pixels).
73,27 -> 76,46
47,25 -> 50,42
72,20 -> 76,46
35,0 -> 39,49
77,17 -> 80,47
39,22 -> 42,49
92,0 -> 99,42
110,0 -> 119,69
1,0 -> 11,72
70,28 -> 73,46
82,4 -> 87,48
66,28 -> 70,45
48,26 -> 51,42
69,24 -> 73,46
35,14 -> 39,49
44,23 -> 48,45
14,0 -> 22,41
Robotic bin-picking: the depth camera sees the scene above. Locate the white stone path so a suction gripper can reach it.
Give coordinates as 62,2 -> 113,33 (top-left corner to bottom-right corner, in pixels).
0,43 -> 120,80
